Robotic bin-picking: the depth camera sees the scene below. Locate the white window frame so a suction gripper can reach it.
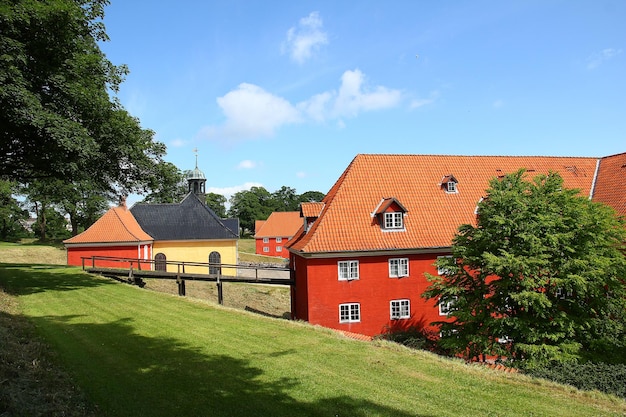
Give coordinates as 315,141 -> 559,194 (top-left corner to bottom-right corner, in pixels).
276,246 -> 282,252
437,255 -> 453,275
263,247 -> 269,253
262,237 -> 269,243
390,299 -> 410,320
439,296 -> 458,316
276,237 -> 282,243
388,258 -> 409,278
338,260 -> 359,281
384,212 -> 403,229
446,181 -> 458,193
339,303 -> 361,323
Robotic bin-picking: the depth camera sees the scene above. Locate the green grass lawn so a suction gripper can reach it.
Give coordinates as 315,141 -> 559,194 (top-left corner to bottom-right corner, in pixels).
1,264 -> 625,416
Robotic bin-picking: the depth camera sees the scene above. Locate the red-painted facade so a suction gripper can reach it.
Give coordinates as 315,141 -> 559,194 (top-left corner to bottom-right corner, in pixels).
67,244 -> 152,270
290,252 -> 453,337
255,237 -> 289,258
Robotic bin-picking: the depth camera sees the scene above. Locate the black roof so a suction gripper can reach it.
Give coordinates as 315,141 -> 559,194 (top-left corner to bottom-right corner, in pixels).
131,193 -> 239,241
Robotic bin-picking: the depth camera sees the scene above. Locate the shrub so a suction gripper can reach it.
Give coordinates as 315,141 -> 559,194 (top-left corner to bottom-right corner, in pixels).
524,361 -> 626,399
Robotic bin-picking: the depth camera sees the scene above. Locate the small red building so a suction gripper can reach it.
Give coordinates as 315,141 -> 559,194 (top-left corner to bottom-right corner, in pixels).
286,153 -> 625,338
64,200 -> 154,269
254,211 -> 302,258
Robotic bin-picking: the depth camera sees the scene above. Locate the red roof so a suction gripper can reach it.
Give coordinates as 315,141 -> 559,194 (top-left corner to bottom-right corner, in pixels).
593,152 -> 626,218
64,206 -> 153,245
254,211 -> 302,238
287,154 -> 600,254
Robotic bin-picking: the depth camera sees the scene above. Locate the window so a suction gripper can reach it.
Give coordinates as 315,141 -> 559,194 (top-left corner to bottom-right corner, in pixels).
263,247 -> 269,253
338,260 -> 359,281
389,258 -> 409,278
390,299 -> 410,319
209,251 -> 221,275
446,181 -> 457,193
276,246 -> 282,252
439,296 -> 458,316
155,253 -> 166,271
276,237 -> 282,243
263,237 -> 269,243
384,212 -> 403,229
339,303 -> 360,323
437,256 -> 453,275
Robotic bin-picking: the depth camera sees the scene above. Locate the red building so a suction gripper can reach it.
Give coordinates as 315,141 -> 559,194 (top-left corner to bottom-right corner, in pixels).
254,211 -> 302,258
64,200 -> 154,269
286,153 -> 625,338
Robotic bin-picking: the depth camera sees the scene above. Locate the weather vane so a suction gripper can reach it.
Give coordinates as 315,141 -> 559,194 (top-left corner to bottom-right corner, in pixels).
193,147 -> 198,168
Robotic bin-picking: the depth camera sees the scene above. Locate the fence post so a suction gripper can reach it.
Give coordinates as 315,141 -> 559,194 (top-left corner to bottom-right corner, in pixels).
217,273 -> 223,305
177,275 -> 186,296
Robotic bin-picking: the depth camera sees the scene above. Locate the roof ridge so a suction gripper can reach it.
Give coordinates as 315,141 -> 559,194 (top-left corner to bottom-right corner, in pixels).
112,207 -> 151,241
356,153 -> 600,159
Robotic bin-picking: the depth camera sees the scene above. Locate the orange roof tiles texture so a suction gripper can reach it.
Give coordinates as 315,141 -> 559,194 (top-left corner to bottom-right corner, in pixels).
64,206 -> 153,245
593,152 -> 626,218
300,202 -> 325,218
254,211 -> 302,238
288,154 -> 600,254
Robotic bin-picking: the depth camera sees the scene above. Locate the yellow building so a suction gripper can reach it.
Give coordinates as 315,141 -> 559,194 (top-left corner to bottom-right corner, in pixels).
130,165 -> 239,276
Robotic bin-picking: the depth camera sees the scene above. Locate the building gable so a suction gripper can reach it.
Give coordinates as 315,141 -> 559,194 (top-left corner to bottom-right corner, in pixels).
131,192 -> 239,241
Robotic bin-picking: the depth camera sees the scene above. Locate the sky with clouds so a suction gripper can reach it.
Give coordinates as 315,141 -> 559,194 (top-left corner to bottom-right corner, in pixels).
99,0 -> 625,202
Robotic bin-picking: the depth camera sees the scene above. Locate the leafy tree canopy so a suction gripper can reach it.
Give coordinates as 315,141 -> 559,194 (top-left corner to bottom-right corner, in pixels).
0,0 -> 168,196
228,186 -> 325,235
0,180 -> 29,241
424,169 -> 626,366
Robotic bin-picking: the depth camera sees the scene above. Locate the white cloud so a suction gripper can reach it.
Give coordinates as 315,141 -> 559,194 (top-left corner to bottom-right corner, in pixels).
211,83 -> 301,140
298,69 -> 403,122
410,90 -> 440,109
283,11 -> 328,64
169,138 -> 187,147
587,48 -> 622,70
237,160 -> 257,169
200,69 -> 409,142
332,69 -> 402,118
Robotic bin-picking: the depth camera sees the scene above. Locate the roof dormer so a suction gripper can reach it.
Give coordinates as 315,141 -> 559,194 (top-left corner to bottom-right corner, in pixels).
300,202 -> 325,233
441,174 -> 458,193
372,197 -> 408,231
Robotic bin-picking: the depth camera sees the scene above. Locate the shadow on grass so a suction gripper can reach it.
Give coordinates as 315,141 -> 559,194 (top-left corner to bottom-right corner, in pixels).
28,314 -> 433,417
0,264 -> 114,296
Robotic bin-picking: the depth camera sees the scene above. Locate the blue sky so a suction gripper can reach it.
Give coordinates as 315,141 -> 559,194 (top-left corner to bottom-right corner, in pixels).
99,0 -> 625,203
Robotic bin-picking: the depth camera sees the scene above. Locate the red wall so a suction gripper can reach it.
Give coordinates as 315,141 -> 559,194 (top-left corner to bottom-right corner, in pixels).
256,237 -> 290,258
67,245 -> 152,270
291,253 -> 453,337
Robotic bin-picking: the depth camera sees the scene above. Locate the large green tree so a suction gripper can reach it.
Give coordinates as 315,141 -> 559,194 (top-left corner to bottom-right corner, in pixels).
0,179 -> 29,241
424,170 -> 626,366
0,0 -> 168,195
228,186 -> 273,234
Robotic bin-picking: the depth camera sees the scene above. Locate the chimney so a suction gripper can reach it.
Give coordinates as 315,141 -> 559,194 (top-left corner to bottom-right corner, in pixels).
119,195 -> 127,209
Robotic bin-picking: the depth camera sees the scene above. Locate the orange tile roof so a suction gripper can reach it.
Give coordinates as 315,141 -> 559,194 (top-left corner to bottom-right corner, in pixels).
64,206 -> 153,245
287,154 -> 600,254
254,211 -> 302,238
301,202 -> 325,218
592,152 -> 626,218
255,220 -> 266,234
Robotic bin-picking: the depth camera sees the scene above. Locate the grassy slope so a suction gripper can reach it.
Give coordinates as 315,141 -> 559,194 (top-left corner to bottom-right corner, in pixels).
1,263 -> 625,417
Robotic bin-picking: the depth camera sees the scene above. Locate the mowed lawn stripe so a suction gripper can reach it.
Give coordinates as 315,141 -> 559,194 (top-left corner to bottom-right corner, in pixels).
1,264 -> 625,417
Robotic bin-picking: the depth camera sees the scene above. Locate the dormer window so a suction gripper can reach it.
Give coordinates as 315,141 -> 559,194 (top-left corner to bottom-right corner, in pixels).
372,197 -> 408,231
384,212 -> 403,229
441,175 -> 459,194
